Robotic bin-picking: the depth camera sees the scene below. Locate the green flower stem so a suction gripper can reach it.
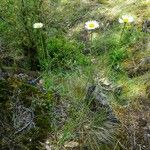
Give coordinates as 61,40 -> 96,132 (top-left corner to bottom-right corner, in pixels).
90,31 -> 93,42
39,30 -> 46,60
89,31 -> 93,54
120,23 -> 126,42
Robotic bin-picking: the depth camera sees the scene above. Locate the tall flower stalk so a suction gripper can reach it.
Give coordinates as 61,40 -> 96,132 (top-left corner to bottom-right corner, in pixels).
39,30 -> 46,60
118,15 -> 134,42
33,22 -> 47,65
85,20 -> 99,53
120,23 -> 126,41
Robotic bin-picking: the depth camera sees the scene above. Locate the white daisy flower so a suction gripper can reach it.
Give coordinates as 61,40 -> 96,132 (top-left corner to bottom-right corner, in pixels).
119,15 -> 134,24
33,22 -> 44,28
85,20 -> 99,30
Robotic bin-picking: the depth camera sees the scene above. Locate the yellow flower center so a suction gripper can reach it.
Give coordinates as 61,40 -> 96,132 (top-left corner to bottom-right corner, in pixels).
123,18 -> 129,23
89,23 -> 95,28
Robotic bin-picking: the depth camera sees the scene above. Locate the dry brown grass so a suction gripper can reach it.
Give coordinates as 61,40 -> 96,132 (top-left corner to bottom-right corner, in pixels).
113,95 -> 150,150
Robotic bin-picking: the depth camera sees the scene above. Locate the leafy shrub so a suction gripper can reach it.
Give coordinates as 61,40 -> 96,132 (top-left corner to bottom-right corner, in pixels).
92,33 -> 119,55
1,0 -> 88,71
109,48 -> 128,68
1,0 -> 66,70
45,37 -> 87,70
0,0 -> 47,70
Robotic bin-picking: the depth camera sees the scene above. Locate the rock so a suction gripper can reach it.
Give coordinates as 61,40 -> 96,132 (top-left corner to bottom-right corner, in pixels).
142,20 -> 150,33
107,113 -> 119,123
128,57 -> 150,77
64,141 -> 79,148
99,78 -> 111,86
85,85 -> 108,111
85,84 -> 119,123
114,85 -> 123,96
86,85 -> 96,99
93,86 -> 108,107
15,73 -> 29,80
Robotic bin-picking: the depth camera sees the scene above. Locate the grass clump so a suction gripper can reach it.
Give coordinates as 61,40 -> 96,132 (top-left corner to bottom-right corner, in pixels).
45,37 -> 87,71
109,48 -> 128,70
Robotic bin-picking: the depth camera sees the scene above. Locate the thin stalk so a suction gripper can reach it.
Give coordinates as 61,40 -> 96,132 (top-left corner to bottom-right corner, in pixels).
120,23 -> 126,42
39,30 -> 46,60
89,31 -> 93,54
90,31 -> 93,42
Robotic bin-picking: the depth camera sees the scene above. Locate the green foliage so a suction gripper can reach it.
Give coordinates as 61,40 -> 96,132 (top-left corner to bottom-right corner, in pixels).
0,0 -> 88,71
109,48 -> 128,67
45,37 -> 87,70
92,31 -> 119,55
120,25 -> 144,46
1,0 -> 45,69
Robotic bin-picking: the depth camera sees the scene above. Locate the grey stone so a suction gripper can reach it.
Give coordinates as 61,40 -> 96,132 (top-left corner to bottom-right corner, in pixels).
142,20 -> 150,33
85,84 -> 119,123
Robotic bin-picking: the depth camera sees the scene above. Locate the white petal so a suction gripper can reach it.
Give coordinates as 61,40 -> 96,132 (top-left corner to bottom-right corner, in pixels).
119,15 -> 134,23
85,24 -> 90,30
94,22 -> 99,28
121,15 -> 127,19
119,18 -> 124,23
128,16 -> 134,22
124,15 -> 130,19
85,22 -> 89,26
33,22 -> 43,28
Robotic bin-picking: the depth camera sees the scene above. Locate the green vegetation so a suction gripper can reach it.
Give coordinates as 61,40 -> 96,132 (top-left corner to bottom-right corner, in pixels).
1,0 -> 150,150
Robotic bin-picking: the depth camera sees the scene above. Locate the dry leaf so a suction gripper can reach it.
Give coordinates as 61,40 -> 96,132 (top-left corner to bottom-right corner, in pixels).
64,141 -> 79,148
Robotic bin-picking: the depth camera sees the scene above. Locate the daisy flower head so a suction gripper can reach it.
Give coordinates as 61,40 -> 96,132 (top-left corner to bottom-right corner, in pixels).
85,20 -> 99,30
119,15 -> 134,24
33,22 -> 44,29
